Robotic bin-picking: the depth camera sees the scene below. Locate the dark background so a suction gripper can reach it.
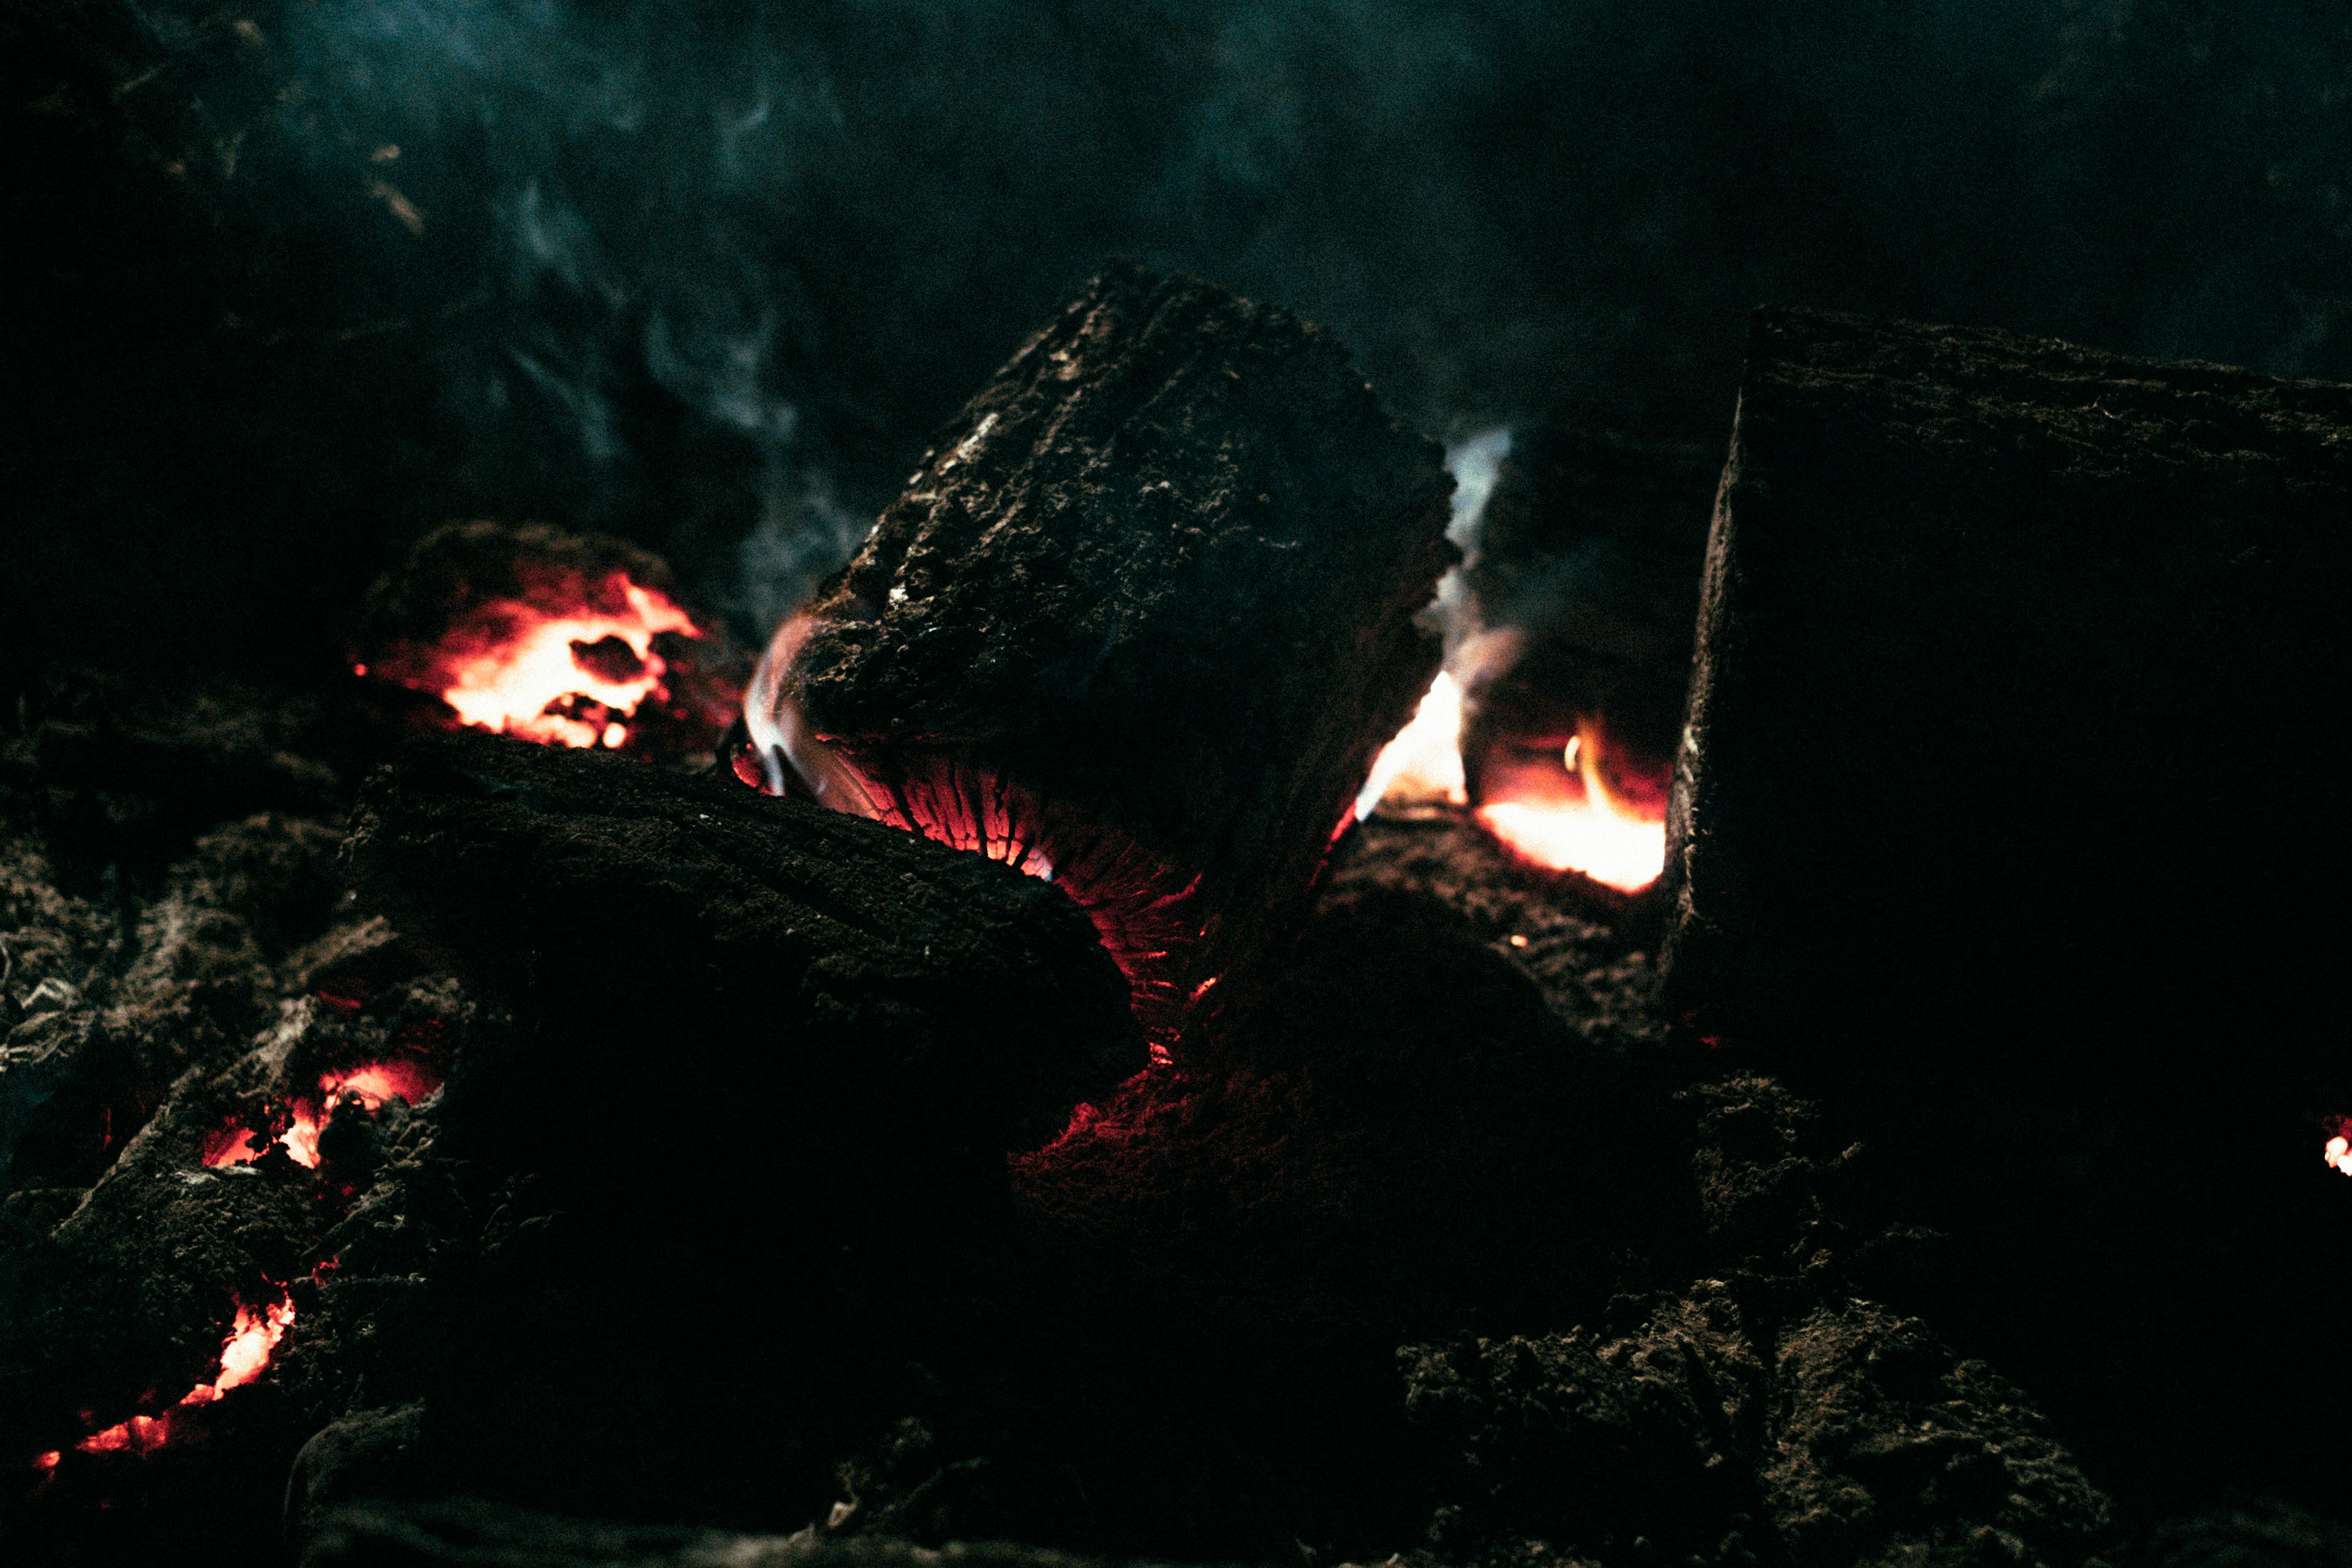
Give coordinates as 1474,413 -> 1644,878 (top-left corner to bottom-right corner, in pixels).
9,0 -> 2352,685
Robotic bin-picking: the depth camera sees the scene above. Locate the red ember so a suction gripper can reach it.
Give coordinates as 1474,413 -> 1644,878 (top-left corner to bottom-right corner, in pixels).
202,1059 -> 443,1172
427,576 -> 701,748
64,1293 -> 295,1461
745,617 -> 1207,1057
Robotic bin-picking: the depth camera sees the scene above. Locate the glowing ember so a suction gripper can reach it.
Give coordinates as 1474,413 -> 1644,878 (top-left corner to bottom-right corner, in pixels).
2327,1129 -> 2352,1176
1476,720 -> 1667,894
1358,667 -> 1669,893
202,1297 -> 295,1396
1477,796 -> 1666,895
434,579 -> 701,747
201,1059 -> 442,1171
1356,671 -> 1469,817
69,1294 -> 295,1459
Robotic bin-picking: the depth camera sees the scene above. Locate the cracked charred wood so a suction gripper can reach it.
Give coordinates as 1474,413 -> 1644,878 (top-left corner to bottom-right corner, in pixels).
326,732 -> 1145,1528
748,263 -> 1455,1054
344,731 -> 1145,1176
1659,306 -> 2352,1508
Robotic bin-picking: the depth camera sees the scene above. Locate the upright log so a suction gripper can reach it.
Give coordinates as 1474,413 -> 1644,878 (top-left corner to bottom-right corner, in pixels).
1661,306 -> 2352,1505
1665,307 -> 2352,1097
749,263 -> 1455,1052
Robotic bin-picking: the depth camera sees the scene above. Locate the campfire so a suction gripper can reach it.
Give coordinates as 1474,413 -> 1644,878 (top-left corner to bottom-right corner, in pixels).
6,265 -> 2350,1568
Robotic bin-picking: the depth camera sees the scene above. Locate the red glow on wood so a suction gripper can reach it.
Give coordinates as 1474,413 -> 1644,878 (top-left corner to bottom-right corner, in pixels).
199,1057 -> 444,1172
369,565 -> 708,750
64,1294 -> 295,1462
786,741 -> 1215,1055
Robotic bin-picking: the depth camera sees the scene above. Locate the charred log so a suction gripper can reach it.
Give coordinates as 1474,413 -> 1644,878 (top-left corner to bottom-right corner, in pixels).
345,729 -> 1144,1166
1660,306 -> 2352,1512
751,263 -> 1455,1054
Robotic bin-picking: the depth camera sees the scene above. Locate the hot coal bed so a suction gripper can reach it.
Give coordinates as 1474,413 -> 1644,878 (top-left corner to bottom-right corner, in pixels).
9,137 -> 2352,1568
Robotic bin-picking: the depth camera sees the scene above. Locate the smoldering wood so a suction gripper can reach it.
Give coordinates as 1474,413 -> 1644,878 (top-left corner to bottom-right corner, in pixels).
344,731 -> 1147,1166
756,263 -> 1455,1050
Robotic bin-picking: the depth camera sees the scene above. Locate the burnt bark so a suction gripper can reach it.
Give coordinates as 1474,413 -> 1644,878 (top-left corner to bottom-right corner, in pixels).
344,731 -> 1145,1166
755,263 -> 1455,1052
1664,307 -> 2352,1091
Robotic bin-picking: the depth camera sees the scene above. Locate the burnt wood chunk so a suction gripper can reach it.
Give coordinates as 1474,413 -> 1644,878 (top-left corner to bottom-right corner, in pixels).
751,263 -> 1455,1052
345,731 -> 1144,1163
1661,306 -> 2352,1504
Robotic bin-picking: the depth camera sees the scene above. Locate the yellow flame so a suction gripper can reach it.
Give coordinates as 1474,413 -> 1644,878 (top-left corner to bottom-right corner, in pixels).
1475,718 -> 1666,894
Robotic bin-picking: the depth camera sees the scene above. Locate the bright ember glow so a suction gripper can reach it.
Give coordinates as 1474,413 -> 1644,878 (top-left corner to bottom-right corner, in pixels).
202,1059 -> 443,1171
1477,796 -> 1667,895
70,1294 -> 295,1458
2327,1130 -> 2352,1176
1356,671 -> 1469,818
1476,720 -> 1668,894
1360,671 -> 1669,894
435,579 -> 699,747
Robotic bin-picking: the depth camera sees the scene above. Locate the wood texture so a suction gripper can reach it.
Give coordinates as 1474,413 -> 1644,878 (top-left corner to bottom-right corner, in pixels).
755,263 -> 1454,1052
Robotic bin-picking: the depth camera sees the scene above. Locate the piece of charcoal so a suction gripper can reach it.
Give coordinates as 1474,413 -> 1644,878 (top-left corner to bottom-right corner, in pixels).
1659,305 -> 2352,1513
747,263 -> 1454,1054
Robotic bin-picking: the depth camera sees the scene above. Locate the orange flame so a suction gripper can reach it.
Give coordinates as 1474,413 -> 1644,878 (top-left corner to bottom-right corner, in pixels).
1360,674 -> 1668,894
435,579 -> 699,747
1476,719 -> 1667,894
69,1294 -> 295,1458
2326,1127 -> 2352,1176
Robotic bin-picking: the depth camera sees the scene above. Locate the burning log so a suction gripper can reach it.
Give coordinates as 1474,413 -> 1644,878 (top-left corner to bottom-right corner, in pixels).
345,729 -> 1145,1177
1456,423 -> 1713,892
747,263 -> 1455,1052
1660,306 -> 2352,1506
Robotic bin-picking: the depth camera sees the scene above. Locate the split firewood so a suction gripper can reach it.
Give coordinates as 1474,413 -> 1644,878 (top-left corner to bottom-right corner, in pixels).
747,263 -> 1455,1054
1660,306 -> 2352,1506
1664,306 -> 2352,1106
